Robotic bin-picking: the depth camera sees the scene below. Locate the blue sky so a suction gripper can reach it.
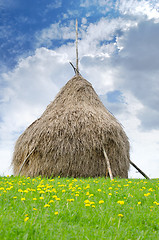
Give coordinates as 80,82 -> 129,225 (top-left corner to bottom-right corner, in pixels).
0,0 -> 159,178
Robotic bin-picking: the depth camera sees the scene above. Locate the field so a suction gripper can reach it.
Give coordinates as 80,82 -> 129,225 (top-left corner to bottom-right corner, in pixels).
0,176 -> 159,240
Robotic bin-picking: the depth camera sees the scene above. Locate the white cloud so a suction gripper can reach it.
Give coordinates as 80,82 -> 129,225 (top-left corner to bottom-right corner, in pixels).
36,21 -> 76,47
80,0 -> 113,8
81,17 -> 87,25
0,149 -> 13,176
115,19 -> 159,130
116,0 -> 159,20
80,0 -> 159,21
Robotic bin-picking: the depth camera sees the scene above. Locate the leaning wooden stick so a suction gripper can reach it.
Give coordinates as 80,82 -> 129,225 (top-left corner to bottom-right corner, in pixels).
130,160 -> 150,180
103,147 -> 113,180
18,147 -> 36,176
69,62 -> 76,74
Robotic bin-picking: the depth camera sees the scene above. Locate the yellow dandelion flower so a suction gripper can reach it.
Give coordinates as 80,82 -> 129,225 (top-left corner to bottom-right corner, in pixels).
39,197 -> 44,200
99,200 -> 104,204
13,196 -> 17,199
118,214 -> 124,217
108,193 -> 112,196
24,217 -> 29,222
117,201 -> 124,205
86,192 -> 89,196
75,194 -> 79,197
85,204 -> 90,207
33,198 -> 37,201
18,189 -> 23,193
84,200 -> 90,204
90,202 -> 95,205
21,198 -> 25,201
52,195 -> 57,199
46,190 -> 51,193
48,200 -> 54,204
97,189 -> 102,192
148,188 -> 154,192
89,194 -> 94,197
144,193 -> 150,197
138,202 -> 141,205
62,190 -> 66,193
44,204 -> 50,208
24,190 -> 28,193
67,199 -> 74,202
54,211 -> 59,215
33,208 -> 37,211
39,190 -> 45,194
109,187 -> 112,190
92,205 -> 95,208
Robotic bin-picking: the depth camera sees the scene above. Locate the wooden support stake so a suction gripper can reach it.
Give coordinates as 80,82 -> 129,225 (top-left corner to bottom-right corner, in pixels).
76,19 -> 79,75
18,147 -> 35,176
103,147 -> 113,180
105,168 -> 108,178
130,160 -> 150,180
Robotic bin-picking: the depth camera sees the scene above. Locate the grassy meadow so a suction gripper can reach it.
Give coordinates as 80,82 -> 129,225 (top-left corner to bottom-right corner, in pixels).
0,176 -> 159,240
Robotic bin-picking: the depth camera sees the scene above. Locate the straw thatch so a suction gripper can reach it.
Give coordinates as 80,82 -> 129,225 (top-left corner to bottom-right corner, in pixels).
12,75 -> 130,178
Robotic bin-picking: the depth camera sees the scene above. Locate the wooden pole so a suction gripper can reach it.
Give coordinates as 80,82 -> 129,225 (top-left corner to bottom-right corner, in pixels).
18,147 -> 35,176
103,147 -> 113,180
130,160 -> 150,180
76,19 -> 79,75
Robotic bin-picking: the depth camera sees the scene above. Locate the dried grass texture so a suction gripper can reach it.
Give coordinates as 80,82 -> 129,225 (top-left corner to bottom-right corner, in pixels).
12,75 -> 130,178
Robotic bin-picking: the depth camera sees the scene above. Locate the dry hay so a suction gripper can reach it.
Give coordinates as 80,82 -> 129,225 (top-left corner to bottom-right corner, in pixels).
12,75 -> 130,178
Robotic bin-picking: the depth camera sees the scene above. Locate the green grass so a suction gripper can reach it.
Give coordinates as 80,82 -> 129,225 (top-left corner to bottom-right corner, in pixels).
0,176 -> 159,240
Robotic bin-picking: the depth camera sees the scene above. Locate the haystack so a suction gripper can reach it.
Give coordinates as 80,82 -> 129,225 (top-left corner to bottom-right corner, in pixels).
12,75 -> 130,178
